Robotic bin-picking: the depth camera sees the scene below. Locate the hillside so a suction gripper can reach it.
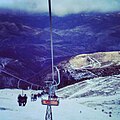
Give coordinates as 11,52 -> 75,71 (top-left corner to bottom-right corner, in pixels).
0,12 -> 120,88
69,51 -> 120,69
57,74 -> 120,118
58,51 -> 120,88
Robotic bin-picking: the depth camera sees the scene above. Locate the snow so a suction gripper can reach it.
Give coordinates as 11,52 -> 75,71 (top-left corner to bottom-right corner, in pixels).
57,75 -> 120,120
0,75 -> 120,120
0,87 -> 119,120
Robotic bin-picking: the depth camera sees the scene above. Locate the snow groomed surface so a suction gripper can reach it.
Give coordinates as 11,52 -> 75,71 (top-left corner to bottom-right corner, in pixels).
0,82 -> 119,120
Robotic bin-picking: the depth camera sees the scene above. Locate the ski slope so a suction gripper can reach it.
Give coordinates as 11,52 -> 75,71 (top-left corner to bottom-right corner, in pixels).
0,90 -> 111,120
0,75 -> 120,120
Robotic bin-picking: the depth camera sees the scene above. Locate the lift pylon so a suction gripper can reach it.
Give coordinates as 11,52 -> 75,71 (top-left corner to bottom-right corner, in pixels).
45,105 -> 53,120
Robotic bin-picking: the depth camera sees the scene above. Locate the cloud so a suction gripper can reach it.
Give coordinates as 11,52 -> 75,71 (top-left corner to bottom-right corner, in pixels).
0,0 -> 120,16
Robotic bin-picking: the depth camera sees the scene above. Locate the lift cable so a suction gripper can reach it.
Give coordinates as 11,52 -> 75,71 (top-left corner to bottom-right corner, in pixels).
48,0 -> 54,82
0,68 -> 41,88
41,1 -> 61,120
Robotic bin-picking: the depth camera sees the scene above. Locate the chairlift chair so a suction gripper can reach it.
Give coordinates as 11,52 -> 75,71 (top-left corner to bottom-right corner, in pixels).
41,66 -> 60,106
17,80 -> 28,106
41,99 -> 59,106
41,89 -> 59,106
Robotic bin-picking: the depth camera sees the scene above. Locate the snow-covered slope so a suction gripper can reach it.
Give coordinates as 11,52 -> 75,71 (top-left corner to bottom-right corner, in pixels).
57,75 -> 120,98
0,75 -> 120,120
0,89 -> 116,120
57,75 -> 120,119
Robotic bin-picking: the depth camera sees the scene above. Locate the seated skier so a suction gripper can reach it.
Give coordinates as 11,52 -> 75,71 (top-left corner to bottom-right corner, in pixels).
33,94 -> 37,101
17,94 -> 22,106
18,94 -> 28,106
23,94 -> 28,106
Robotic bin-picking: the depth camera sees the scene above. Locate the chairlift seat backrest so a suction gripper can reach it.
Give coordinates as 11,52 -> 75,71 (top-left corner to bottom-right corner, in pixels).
41,99 -> 59,106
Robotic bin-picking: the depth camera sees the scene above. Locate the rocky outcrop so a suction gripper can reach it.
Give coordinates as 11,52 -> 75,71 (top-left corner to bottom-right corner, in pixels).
58,51 -> 120,88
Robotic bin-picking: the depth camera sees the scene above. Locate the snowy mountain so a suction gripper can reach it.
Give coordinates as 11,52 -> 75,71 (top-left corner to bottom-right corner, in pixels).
58,51 -> 120,88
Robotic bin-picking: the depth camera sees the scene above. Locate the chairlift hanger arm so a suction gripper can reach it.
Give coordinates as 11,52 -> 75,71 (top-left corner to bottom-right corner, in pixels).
17,80 -> 21,89
52,66 -> 60,87
55,66 -> 60,86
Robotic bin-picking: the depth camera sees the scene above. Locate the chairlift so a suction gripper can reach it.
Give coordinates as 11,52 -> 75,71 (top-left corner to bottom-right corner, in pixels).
0,64 -> 41,106
41,66 -> 60,106
17,80 -> 28,106
41,87 -> 59,106
41,90 -> 59,106
41,99 -> 59,106
17,94 -> 28,106
30,84 -> 39,101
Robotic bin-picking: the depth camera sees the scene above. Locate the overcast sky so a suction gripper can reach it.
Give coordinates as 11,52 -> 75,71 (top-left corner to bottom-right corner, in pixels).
0,0 -> 120,16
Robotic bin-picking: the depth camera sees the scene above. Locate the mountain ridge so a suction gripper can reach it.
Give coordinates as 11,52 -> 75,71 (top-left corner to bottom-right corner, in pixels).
0,12 -> 120,88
